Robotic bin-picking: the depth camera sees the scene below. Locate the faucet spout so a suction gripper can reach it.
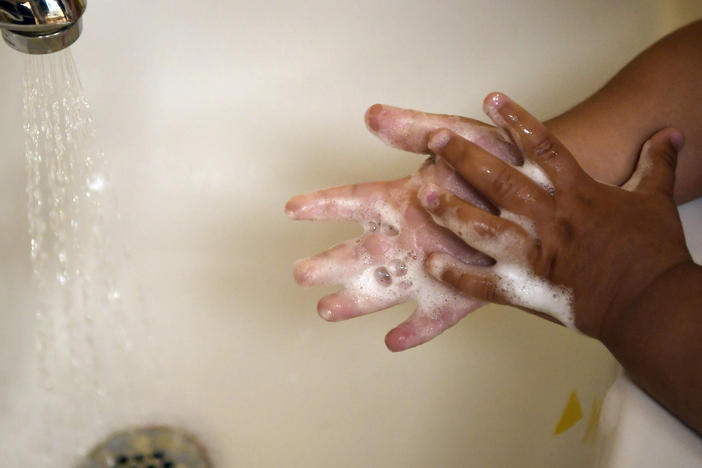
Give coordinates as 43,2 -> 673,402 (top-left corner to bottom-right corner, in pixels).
0,0 -> 86,54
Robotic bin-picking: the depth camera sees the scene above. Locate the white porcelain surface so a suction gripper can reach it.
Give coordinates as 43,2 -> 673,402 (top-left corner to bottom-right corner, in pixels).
0,1 -> 700,466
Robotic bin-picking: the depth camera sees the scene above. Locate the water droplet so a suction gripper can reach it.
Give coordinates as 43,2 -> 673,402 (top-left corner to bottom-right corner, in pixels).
108,289 -> 121,301
56,272 -> 68,285
87,172 -> 106,192
390,260 -> 408,276
374,267 -> 392,287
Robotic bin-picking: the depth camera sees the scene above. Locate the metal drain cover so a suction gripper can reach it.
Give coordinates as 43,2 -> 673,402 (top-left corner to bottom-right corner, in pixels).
79,426 -> 211,468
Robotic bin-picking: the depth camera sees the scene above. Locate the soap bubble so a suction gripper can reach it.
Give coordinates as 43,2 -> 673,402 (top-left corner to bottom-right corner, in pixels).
389,259 -> 408,276
374,267 -> 392,287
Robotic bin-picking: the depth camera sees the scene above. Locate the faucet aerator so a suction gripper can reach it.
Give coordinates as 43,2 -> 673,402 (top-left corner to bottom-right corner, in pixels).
0,0 -> 86,54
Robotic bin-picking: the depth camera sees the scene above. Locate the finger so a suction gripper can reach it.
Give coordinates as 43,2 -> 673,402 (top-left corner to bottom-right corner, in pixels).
426,252 -> 575,327
427,129 -> 554,218
293,241 -> 361,287
422,157 -> 497,214
416,221 -> 494,267
317,290 -> 403,322
483,93 -> 588,189
365,104 -> 522,165
384,296 -> 484,351
425,252 -> 508,304
285,181 -> 393,222
418,184 -> 533,259
622,128 -> 683,197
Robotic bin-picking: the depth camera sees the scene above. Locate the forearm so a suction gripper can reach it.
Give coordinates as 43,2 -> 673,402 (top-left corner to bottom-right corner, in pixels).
546,19 -> 702,203
601,261 -> 702,434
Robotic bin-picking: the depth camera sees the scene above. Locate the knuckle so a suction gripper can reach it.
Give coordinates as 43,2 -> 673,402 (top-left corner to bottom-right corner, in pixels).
532,136 -> 559,160
528,218 -> 572,280
657,146 -> 678,171
470,219 -> 496,239
490,167 -> 521,200
554,217 -> 574,242
568,191 -> 596,213
460,274 -> 498,302
529,243 -> 559,280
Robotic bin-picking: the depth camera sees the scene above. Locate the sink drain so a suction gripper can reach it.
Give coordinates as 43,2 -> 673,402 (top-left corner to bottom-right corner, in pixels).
79,426 -> 211,468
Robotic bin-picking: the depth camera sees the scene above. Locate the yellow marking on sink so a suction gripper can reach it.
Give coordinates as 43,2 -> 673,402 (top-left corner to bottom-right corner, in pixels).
554,390 -> 583,435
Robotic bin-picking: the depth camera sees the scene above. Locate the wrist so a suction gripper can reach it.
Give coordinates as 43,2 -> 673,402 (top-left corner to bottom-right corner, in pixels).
604,260 -> 700,337
599,260 -> 702,432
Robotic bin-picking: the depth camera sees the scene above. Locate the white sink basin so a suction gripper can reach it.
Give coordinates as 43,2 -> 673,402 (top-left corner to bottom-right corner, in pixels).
0,1 -> 699,466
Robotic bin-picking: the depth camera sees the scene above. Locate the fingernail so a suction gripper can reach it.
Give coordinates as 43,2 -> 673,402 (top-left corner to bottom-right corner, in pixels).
488,92 -> 508,109
318,307 -> 333,321
484,92 -> 511,126
427,129 -> 452,153
669,130 -> 684,152
365,104 -> 384,132
293,258 -> 314,286
284,198 -> 301,217
418,183 -> 441,210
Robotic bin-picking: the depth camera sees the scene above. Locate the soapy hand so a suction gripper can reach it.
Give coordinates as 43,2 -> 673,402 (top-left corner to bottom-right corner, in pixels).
286,122 -> 520,351
420,93 -> 692,338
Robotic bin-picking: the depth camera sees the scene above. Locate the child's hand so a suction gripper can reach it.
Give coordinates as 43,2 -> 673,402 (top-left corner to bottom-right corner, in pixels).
420,93 -> 691,338
285,106 -> 538,352
286,159 -> 493,351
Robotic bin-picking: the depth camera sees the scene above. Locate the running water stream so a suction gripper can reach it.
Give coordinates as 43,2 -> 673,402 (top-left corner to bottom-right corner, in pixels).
1,49 -> 155,467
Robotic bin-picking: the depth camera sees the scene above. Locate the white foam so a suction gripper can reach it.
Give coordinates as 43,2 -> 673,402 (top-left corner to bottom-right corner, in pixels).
332,198 -> 475,318
622,141 -> 653,192
493,263 -> 574,327
517,159 -> 554,194
500,209 -> 537,238
425,200 -> 575,327
369,200 -> 404,232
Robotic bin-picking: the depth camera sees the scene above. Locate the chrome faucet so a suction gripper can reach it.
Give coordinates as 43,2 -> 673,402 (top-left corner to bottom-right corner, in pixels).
0,0 -> 86,54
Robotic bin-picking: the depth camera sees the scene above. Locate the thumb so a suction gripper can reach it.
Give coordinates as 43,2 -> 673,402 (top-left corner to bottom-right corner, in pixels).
623,128 -> 684,196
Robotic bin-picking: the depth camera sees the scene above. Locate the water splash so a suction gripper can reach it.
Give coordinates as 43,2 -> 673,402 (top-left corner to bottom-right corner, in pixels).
2,49 -> 153,467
